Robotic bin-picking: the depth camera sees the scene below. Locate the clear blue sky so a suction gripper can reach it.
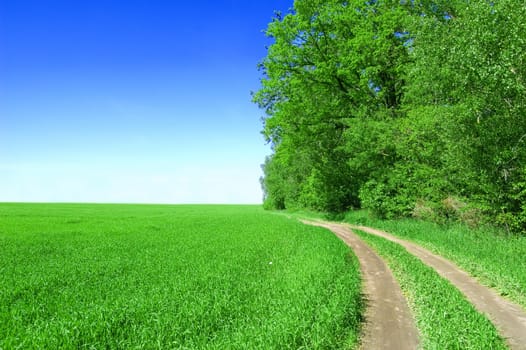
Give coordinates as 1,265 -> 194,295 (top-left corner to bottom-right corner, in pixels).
0,1 -> 291,204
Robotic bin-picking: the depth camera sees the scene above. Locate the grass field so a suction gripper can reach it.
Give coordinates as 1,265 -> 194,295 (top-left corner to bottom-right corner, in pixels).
0,203 -> 362,349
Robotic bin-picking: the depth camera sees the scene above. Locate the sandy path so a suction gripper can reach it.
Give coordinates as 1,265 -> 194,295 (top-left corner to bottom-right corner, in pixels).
303,220 -> 419,350
349,224 -> 526,350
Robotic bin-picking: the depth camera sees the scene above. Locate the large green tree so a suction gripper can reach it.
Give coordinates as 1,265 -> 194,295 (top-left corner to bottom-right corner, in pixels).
255,0 -> 411,212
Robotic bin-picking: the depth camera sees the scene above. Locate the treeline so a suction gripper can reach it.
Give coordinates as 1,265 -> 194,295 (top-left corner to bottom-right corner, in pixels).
253,0 -> 526,233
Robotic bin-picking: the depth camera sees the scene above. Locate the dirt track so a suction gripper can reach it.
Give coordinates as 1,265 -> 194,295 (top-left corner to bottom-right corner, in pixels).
349,224 -> 526,350
304,219 -> 526,350
303,220 -> 419,350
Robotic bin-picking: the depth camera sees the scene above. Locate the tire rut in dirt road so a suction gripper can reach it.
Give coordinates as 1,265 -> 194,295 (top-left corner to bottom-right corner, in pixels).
303,220 -> 419,350
350,224 -> 526,350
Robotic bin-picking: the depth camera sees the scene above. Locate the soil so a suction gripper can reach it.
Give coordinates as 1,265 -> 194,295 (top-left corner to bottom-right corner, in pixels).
348,224 -> 526,350
303,220 -> 420,350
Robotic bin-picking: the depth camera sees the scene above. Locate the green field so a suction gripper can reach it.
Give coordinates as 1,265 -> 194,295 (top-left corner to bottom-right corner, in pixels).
0,203 -> 362,349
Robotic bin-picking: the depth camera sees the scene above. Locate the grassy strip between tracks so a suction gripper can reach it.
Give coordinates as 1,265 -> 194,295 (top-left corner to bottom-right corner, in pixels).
0,203 -> 363,349
352,228 -> 507,349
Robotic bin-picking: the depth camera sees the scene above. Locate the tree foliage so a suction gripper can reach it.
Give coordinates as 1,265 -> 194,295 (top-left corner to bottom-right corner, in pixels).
255,0 -> 526,233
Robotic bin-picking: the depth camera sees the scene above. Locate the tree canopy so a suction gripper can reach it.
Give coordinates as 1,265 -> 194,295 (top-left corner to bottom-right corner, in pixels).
254,0 -> 526,233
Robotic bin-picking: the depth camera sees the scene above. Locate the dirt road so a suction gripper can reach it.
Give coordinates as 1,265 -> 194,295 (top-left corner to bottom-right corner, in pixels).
303,220 -> 419,350
349,224 -> 526,350
304,219 -> 526,350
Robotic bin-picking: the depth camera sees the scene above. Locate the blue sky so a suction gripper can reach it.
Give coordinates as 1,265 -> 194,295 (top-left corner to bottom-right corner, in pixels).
0,1 -> 291,204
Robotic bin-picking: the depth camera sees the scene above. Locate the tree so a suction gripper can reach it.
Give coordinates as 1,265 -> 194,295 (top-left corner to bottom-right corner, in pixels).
256,0 -> 526,233
254,0 -> 411,212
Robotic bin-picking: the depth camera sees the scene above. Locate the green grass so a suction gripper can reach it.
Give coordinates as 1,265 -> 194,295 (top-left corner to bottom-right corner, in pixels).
0,203 -> 362,349
352,228 -> 507,349
344,210 -> 526,309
